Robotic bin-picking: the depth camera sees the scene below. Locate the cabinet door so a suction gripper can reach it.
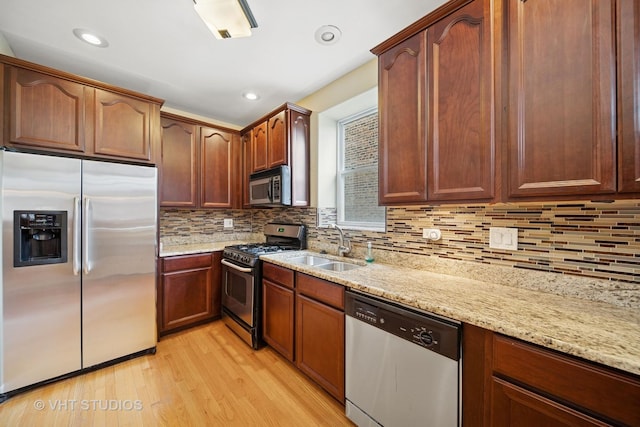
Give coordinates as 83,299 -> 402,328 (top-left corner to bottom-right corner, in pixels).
210,251 -> 222,318
241,131 -> 252,208
506,0 -> 616,198
295,294 -> 345,402
200,126 -> 237,208
618,0 -> 640,193
289,109 -> 310,206
490,377 -> 608,426
378,31 -> 428,204
93,88 -> 153,161
251,121 -> 268,172
427,0 -> 494,201
7,66 -> 87,152
262,279 -> 295,362
267,109 -> 287,168
160,117 -> 198,207
161,259 -> 213,333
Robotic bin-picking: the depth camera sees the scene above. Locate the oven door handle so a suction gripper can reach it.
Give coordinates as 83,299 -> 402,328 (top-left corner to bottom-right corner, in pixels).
221,259 -> 254,273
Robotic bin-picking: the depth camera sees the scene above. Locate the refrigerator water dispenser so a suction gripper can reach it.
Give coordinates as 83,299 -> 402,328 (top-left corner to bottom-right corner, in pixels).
13,210 -> 67,267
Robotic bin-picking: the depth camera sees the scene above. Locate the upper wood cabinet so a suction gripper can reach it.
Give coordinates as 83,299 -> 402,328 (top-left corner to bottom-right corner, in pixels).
251,121 -> 268,172
289,108 -> 312,206
200,126 -> 239,208
427,0 -> 494,201
241,130 -> 252,208
93,88 -> 155,161
7,67 -> 87,153
375,0 -> 494,205
242,102 -> 311,206
248,106 -> 303,174
375,0 -> 640,204
160,112 -> 240,209
1,55 -> 162,164
160,117 -> 198,207
617,0 -> 640,193
377,32 -> 427,204
505,0 -> 616,198
246,103 -> 310,172
267,109 -> 287,169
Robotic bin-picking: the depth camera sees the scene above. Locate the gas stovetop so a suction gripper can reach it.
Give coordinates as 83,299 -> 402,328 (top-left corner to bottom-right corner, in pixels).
223,223 -> 307,267
223,244 -> 299,267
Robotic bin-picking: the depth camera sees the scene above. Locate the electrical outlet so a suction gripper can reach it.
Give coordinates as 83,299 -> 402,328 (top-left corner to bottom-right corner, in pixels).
223,218 -> 233,228
489,227 -> 518,251
422,228 -> 442,241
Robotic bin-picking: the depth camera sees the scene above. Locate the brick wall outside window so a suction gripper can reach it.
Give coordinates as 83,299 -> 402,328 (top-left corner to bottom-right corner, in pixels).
339,110 -> 385,225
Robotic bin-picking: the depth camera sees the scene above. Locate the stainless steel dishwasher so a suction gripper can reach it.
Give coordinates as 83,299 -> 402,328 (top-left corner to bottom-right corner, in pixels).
345,290 -> 461,426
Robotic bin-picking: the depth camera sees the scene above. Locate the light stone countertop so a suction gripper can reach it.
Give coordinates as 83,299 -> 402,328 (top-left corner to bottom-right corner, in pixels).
159,240 -> 261,257
261,250 -> 640,377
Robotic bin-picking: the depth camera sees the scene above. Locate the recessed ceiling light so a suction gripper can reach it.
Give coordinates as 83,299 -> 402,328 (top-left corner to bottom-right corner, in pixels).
315,25 -> 342,46
73,28 -> 109,47
243,92 -> 259,101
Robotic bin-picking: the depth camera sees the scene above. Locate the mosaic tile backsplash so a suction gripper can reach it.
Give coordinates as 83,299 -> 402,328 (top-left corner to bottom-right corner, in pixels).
160,199 -> 640,286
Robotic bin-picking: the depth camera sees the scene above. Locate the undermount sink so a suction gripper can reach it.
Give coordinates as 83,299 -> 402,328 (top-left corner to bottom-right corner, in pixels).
288,255 -> 332,266
317,262 -> 362,272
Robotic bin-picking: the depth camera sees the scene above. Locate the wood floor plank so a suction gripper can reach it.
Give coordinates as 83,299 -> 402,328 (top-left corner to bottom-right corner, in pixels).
0,321 -> 352,426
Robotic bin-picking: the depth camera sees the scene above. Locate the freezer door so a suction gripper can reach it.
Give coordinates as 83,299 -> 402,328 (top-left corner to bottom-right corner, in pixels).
0,151 -> 82,393
81,160 -> 157,368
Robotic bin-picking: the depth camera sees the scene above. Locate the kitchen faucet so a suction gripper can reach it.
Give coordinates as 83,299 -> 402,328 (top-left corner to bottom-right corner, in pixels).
329,224 -> 351,257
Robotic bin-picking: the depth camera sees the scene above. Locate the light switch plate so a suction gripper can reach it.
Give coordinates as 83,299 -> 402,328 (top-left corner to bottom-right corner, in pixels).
223,218 -> 233,228
489,227 -> 518,251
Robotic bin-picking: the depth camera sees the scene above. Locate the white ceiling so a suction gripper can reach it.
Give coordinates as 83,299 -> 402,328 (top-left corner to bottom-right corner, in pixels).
0,0 -> 447,128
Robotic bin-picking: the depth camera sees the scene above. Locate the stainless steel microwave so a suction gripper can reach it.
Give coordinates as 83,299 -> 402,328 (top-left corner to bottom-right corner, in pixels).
249,165 -> 291,206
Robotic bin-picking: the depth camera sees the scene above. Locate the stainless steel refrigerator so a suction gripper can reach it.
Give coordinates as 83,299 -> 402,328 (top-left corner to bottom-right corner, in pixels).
0,151 -> 157,398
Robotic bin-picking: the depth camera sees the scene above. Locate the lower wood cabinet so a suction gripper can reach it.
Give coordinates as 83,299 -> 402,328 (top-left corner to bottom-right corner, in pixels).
295,274 -> 345,403
462,324 -> 640,426
158,252 -> 222,336
262,263 -> 345,403
262,263 -> 295,361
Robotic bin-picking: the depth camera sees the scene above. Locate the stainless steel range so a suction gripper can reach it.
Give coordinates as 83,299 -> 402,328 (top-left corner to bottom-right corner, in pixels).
221,223 -> 306,349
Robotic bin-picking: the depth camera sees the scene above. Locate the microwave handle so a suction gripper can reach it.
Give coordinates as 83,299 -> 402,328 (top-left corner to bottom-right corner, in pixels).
267,177 -> 273,201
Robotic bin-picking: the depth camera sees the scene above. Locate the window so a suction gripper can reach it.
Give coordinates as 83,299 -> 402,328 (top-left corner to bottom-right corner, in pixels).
336,107 -> 385,231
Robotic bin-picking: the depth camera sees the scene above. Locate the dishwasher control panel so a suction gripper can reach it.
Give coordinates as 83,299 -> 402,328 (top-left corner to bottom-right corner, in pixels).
346,291 -> 460,361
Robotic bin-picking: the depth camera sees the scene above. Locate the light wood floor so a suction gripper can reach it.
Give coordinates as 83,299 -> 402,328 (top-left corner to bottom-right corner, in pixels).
0,321 -> 353,426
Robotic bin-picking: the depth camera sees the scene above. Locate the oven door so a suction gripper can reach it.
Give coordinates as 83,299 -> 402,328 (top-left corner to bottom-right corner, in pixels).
221,259 -> 255,327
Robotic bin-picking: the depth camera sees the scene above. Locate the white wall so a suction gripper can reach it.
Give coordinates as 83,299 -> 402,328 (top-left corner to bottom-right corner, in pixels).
0,33 -> 15,56
296,59 -> 378,207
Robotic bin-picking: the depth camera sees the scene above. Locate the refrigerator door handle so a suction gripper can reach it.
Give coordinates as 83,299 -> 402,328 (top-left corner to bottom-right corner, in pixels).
83,196 -> 91,274
73,197 -> 81,275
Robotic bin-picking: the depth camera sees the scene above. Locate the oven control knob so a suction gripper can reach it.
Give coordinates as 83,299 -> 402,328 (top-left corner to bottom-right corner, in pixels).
418,331 -> 434,346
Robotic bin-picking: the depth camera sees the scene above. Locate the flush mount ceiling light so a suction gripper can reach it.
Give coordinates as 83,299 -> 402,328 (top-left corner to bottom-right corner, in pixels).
193,0 -> 258,39
72,28 -> 109,47
314,25 -> 342,46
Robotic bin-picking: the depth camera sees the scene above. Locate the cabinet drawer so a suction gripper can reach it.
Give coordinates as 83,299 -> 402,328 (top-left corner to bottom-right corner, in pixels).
493,334 -> 640,426
162,253 -> 213,273
296,273 -> 344,310
263,263 -> 294,289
